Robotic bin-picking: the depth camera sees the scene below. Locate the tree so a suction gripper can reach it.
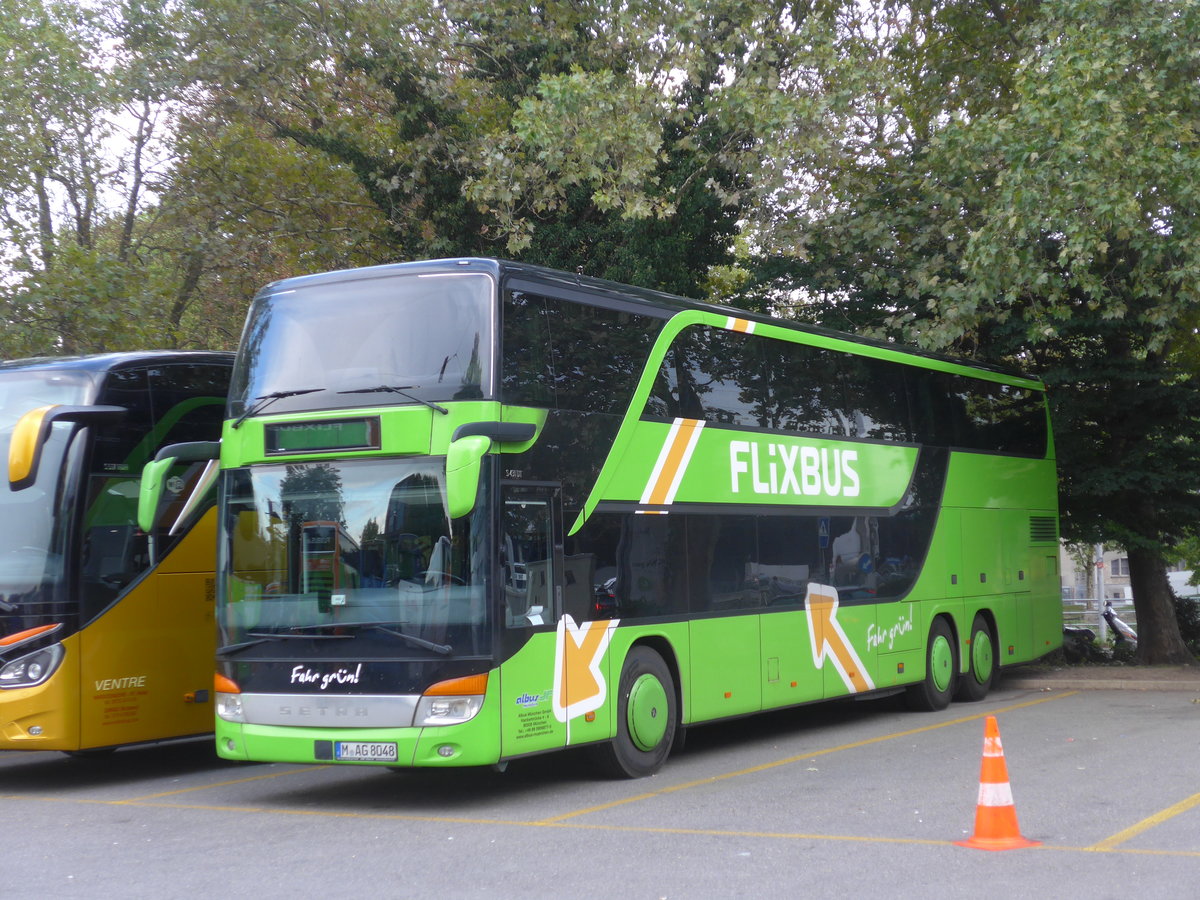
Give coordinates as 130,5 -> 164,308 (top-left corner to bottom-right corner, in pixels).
177,0 -> 820,296
751,0 -> 1200,663
0,0 -> 400,356
0,0 -> 134,354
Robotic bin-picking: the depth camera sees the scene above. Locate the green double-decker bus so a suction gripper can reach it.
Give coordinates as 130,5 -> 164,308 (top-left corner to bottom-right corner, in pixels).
167,258 -> 1059,777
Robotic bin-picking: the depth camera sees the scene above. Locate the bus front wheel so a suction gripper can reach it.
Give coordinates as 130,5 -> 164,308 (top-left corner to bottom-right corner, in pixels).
906,617 -> 957,711
591,646 -> 677,778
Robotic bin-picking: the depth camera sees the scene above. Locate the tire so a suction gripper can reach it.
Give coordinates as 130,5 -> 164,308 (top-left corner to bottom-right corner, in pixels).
590,646 -> 677,778
905,617 -> 957,711
954,613 -> 996,702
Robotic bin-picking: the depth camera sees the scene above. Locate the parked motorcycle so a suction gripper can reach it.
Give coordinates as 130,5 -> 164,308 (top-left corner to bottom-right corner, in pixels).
1102,599 -> 1138,648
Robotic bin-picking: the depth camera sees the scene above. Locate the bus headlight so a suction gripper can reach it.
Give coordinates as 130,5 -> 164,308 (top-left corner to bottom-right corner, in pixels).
216,692 -> 245,723
414,694 -> 484,726
414,673 -> 487,726
214,672 -> 244,723
0,644 -> 64,689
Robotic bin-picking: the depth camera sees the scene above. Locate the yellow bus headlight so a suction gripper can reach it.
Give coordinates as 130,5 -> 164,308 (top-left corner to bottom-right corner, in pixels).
0,644 -> 64,689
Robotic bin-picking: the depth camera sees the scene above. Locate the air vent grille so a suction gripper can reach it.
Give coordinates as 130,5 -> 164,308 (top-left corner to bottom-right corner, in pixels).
1029,516 -> 1057,543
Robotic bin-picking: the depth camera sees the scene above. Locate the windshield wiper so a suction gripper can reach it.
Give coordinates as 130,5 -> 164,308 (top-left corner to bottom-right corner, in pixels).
218,630 -> 355,656
336,384 -> 448,415
231,388 -> 325,430
369,624 -> 452,656
217,637 -> 277,657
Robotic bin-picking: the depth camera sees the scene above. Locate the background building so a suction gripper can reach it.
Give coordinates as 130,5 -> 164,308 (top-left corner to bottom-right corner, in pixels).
1059,544 -> 1194,601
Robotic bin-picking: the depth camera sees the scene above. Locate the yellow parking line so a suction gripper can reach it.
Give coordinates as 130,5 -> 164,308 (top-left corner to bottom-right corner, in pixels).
117,765 -> 330,802
5,791 -> 1200,857
1087,791 -> 1200,851
539,692 -> 1077,824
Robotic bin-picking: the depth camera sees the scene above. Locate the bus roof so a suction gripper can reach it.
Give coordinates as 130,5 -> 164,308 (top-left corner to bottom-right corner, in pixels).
258,257 -> 1039,385
0,351 -> 235,373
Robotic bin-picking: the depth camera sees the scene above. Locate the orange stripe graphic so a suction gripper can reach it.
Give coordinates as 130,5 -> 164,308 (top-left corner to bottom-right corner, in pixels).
645,419 -> 703,506
558,621 -> 611,709
805,584 -> 874,693
726,317 -> 754,333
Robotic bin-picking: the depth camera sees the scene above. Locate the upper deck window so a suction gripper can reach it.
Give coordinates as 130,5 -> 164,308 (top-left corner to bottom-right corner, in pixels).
231,272 -> 493,418
501,289 -> 666,415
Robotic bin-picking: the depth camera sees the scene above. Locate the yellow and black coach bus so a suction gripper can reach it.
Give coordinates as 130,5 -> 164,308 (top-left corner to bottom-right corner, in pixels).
0,352 -> 231,755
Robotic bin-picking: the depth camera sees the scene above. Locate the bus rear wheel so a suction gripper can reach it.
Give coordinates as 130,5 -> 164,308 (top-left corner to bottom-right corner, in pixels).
591,646 -> 677,778
955,614 -> 996,702
906,617 -> 957,711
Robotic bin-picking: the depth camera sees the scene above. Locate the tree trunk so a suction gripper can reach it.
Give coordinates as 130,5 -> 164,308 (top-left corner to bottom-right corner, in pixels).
1127,544 -> 1195,665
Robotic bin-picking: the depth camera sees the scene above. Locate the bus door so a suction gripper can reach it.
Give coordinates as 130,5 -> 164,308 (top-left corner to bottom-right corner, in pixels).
498,483 -> 568,758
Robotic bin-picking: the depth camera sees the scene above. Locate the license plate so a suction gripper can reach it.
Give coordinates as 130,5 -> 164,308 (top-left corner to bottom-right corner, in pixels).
334,741 -> 398,763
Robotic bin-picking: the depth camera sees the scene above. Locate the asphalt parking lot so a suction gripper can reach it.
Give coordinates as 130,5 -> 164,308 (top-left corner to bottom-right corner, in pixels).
3,672 -> 1198,898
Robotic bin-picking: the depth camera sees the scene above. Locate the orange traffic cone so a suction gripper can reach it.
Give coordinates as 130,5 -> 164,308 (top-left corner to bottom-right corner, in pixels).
955,715 -> 1040,850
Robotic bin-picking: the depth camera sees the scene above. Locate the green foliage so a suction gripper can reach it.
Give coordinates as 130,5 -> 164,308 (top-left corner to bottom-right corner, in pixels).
0,0 -> 402,356
1173,595 -> 1200,656
743,0 -> 1200,662
177,0 -> 817,294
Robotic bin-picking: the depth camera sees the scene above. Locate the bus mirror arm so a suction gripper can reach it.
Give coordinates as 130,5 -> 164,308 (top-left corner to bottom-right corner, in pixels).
152,440 -> 221,464
8,405 -> 126,491
451,422 -> 536,443
137,440 -> 221,535
446,434 -> 492,519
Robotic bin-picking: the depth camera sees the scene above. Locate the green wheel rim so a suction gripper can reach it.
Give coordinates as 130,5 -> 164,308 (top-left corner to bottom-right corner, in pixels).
930,633 -> 954,693
627,672 -> 669,752
971,629 -> 994,684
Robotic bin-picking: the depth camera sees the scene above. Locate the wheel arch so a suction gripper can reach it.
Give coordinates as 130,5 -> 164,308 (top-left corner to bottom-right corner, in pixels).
932,610 -> 960,647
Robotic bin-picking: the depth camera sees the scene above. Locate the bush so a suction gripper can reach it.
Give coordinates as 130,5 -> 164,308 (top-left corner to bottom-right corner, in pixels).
1174,594 -> 1200,656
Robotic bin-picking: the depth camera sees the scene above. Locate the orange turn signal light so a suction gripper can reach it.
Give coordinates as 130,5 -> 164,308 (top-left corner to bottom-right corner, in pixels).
423,673 -> 488,696
0,623 -> 60,646
214,673 -> 241,694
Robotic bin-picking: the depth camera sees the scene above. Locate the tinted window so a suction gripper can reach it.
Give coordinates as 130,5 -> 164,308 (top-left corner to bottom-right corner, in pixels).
909,371 -> 1046,456
565,448 -> 949,620
647,327 -> 848,434
92,368 -> 154,475
148,363 -> 229,450
231,272 -> 491,416
838,354 -> 912,442
81,363 -> 230,623
646,324 -> 1045,456
502,290 -> 665,414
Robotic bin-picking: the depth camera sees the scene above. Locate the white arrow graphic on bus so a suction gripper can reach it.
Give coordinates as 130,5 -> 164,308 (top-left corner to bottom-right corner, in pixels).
805,584 -> 874,693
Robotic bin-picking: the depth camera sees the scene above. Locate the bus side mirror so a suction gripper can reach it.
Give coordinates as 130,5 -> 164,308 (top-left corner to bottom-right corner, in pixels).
445,435 -> 491,519
444,422 -> 537,519
137,440 -> 221,534
9,405 -> 126,491
138,457 -> 176,534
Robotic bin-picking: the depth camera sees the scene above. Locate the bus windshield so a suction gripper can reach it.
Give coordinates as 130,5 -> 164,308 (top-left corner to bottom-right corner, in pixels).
0,370 -> 92,621
230,271 -> 494,418
220,458 -> 491,659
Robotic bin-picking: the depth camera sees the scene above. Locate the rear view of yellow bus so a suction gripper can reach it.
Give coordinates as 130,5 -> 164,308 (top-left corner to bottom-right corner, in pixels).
0,352 -> 232,755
